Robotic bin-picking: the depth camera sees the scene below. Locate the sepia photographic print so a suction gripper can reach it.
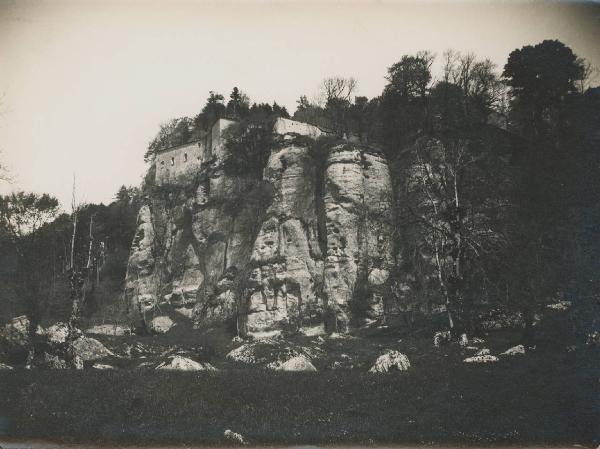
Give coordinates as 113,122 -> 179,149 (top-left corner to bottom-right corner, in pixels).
0,0 -> 599,447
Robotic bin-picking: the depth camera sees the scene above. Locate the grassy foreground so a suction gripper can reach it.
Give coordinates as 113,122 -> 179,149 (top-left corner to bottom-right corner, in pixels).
0,345 -> 598,447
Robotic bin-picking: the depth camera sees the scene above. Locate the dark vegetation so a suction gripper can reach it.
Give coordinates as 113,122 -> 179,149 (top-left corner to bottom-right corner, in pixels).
0,187 -> 141,326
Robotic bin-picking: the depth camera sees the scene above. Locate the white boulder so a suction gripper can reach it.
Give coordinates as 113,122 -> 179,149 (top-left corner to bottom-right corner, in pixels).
224,429 -> 247,445
500,344 -> 525,356
72,336 -> 114,361
148,316 -> 174,334
85,324 -> 131,336
92,363 -> 115,370
0,362 -> 14,370
273,355 -> 317,372
369,350 -> 411,373
464,354 -> 499,363
46,322 -> 70,345
156,355 -> 216,371
546,300 -> 571,311
476,348 -> 491,356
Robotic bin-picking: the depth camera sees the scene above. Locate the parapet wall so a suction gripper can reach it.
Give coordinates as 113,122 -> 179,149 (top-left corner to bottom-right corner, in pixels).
155,140 -> 206,185
155,117 -> 327,185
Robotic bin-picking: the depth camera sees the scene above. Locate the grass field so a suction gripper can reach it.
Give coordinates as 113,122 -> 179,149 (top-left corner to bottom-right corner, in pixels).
1,332 -> 598,447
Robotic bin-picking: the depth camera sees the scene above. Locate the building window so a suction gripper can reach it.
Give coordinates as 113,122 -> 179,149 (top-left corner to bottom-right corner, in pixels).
171,157 -> 175,166
184,153 -> 188,162
160,160 -> 165,166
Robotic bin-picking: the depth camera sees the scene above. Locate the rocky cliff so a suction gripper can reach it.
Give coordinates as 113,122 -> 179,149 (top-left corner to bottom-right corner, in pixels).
125,118 -> 401,336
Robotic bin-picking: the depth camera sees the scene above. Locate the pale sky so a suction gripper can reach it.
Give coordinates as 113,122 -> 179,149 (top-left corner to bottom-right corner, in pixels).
1,0 -> 598,209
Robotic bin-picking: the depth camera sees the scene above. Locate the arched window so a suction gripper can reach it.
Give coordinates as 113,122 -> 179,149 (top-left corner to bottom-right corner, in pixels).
171,157 -> 175,166
184,153 -> 188,162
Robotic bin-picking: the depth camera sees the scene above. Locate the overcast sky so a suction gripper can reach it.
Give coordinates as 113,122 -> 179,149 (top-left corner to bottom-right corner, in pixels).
1,0 -> 599,209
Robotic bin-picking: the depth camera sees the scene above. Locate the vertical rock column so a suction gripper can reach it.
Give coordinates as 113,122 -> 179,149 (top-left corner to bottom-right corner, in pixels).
323,144 -> 394,331
241,143 -> 325,336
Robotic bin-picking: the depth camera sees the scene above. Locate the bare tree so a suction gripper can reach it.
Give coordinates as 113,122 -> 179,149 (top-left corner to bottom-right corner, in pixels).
320,76 -> 357,104
576,58 -> 600,93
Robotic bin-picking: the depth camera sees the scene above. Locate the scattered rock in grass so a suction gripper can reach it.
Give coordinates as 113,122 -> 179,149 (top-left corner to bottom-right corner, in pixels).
85,324 -> 131,336
369,350 -> 411,373
0,362 -> 14,370
466,346 -> 479,350
476,348 -> 491,356
546,300 -> 571,311
586,331 -> 600,347
231,335 -> 244,343
224,429 -> 247,445
500,344 -> 525,356
92,363 -> 115,370
471,337 -> 485,344
149,316 -> 174,334
459,333 -> 469,347
464,354 -> 499,363
72,336 -> 114,361
156,355 -> 216,371
271,355 -> 317,372
434,331 -> 451,347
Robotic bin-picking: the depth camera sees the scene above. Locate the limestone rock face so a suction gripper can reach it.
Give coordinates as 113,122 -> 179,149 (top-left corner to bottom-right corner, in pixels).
323,145 -> 394,331
240,144 -> 324,336
125,119 -> 399,336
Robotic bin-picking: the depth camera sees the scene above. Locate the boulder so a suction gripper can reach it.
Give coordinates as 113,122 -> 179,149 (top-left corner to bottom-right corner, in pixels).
546,300 -> 571,311
1,315 -> 32,347
433,330 -> 452,347
156,356 -> 216,371
500,344 -> 525,356
85,324 -> 131,336
224,429 -> 247,445
92,363 -> 115,370
464,354 -> 499,363
148,316 -> 174,334
476,348 -> 491,356
46,322 -> 70,346
72,336 -> 114,361
369,350 -> 411,373
226,344 -> 258,364
0,362 -> 14,370
273,355 -> 317,372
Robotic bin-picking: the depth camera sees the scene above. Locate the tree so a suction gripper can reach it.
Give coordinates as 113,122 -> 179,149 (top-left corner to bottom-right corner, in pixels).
381,51 -> 435,150
503,39 -> 585,139
403,130 -> 513,333
226,87 -> 250,119
320,77 -> 357,103
0,192 -> 60,362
